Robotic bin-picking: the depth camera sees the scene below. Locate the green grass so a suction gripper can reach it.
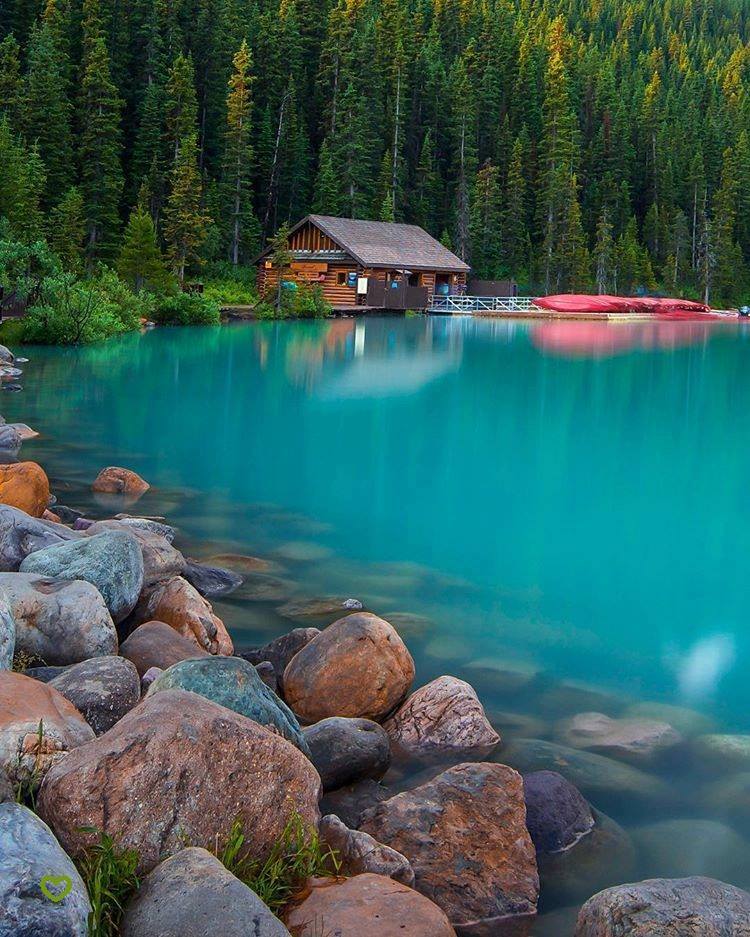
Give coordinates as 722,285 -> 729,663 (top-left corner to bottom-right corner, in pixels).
216,813 -> 340,913
76,830 -> 140,937
0,319 -> 26,345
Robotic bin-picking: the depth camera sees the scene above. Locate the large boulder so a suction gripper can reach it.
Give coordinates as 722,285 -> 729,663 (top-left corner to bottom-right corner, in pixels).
37,689 -> 321,873
0,505 -> 79,572
120,847 -> 290,937
623,701 -> 715,737
283,874 -> 456,937
283,612 -> 415,723
183,559 -> 243,598
0,589 -> 13,669
49,656 -> 141,735
319,814 -> 415,885
692,733 -> 750,771
360,762 -> 539,935
0,573 -> 118,665
555,712 -> 682,765
85,520 -> 185,587
632,819 -> 747,883
500,738 -> 668,810
383,676 -> 499,762
0,462 -> 49,517
0,803 -> 91,937
240,627 -> 320,692
0,424 -> 22,452
92,466 -> 150,498
304,716 -> 391,790
523,771 -> 594,854
21,529 -> 144,623
133,576 -> 232,655
0,769 -> 12,802
0,671 -> 94,789
320,778 -> 392,829
120,620 -> 209,676
575,876 -> 750,936
146,656 -> 308,752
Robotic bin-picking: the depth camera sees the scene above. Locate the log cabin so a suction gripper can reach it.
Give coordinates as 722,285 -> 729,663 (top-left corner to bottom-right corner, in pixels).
255,215 -> 470,311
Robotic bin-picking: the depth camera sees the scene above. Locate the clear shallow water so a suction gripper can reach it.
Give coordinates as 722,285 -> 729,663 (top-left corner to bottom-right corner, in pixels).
5,316 -> 750,928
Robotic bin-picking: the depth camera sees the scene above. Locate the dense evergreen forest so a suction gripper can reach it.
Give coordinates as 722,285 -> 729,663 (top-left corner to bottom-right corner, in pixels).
2,0 -> 750,303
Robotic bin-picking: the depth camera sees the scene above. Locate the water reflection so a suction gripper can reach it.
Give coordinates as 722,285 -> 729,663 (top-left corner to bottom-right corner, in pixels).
531,319 -> 731,358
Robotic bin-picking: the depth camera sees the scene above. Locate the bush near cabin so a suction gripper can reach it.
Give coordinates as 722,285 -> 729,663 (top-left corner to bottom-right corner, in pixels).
255,282 -> 331,319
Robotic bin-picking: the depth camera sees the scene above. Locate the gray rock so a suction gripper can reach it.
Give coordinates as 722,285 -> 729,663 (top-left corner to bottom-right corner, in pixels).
500,738 -> 669,810
304,717 -> 391,791
0,573 -> 118,665
0,802 -> 91,937
319,814 -> 414,885
84,520 -> 185,587
0,589 -> 13,669
240,627 -> 320,692
120,847 -> 290,937
21,530 -> 144,624
140,666 -> 162,694
320,778 -> 392,829
555,711 -> 682,766
0,345 -> 13,364
692,733 -> 750,771
632,819 -> 748,883
624,701 -> 716,737
0,424 -> 21,451
116,517 -> 176,542
183,559 -> 243,598
52,506 -> 84,525
255,660 -> 278,692
0,505 -> 79,572
0,769 -> 12,802
575,876 -> 750,936
24,665 -> 70,683
146,655 -> 309,753
523,770 -> 594,854
50,656 -> 140,735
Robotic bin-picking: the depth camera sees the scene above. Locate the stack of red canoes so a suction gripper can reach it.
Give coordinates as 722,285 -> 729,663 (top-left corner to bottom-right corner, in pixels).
535,294 -> 713,317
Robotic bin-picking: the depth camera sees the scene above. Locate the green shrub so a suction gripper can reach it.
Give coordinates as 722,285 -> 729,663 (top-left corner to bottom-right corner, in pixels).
256,283 -> 331,319
202,278 -> 258,305
151,291 -> 221,325
76,830 -> 140,937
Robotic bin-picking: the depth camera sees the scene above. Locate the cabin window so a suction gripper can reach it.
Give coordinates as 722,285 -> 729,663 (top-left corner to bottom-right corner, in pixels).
408,272 -> 421,287
337,272 -> 346,285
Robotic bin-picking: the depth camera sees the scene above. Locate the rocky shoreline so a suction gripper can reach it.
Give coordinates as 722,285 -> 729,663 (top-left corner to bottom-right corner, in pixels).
1,340 -> 750,936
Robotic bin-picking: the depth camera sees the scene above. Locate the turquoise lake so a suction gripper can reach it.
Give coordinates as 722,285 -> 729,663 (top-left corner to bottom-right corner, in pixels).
5,315 -> 750,928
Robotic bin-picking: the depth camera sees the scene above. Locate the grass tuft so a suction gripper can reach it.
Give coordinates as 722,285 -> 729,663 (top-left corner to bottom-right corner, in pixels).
76,829 -> 140,937
216,812 -> 340,913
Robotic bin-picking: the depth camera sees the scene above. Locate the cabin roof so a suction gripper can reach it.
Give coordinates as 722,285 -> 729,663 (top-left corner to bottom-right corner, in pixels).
258,215 -> 470,273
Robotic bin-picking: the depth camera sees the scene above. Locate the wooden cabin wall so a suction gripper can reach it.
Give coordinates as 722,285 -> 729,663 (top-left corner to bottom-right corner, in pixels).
257,263 -> 359,306
288,222 -> 342,253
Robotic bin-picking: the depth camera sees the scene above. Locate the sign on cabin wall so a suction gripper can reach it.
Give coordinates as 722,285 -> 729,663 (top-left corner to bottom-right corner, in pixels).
347,271 -> 357,288
291,262 -> 329,273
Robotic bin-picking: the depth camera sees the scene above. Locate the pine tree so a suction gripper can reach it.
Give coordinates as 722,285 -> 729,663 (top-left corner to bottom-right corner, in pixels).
411,131 -> 441,235
594,208 -> 614,294
269,221 -> 292,309
312,139 -> 340,214
502,134 -> 528,276
163,132 -> 209,283
222,40 -> 259,266
166,53 -> 198,162
0,34 -> 22,127
118,198 -> 172,291
0,117 -> 46,240
469,160 -> 502,277
79,34 -> 123,262
48,187 -> 85,270
712,146 -> 744,303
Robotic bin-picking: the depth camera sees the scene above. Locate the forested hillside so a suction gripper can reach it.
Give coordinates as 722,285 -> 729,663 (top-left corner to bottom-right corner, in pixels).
2,0 -> 750,302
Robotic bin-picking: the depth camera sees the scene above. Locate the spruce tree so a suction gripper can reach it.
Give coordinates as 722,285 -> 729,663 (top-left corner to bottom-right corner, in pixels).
469,160 -> 502,277
48,187 -> 85,270
0,117 -> 46,240
312,139 -> 340,214
0,35 -> 22,127
118,199 -> 172,291
594,208 -> 614,294
163,132 -> 208,284
502,134 -> 528,277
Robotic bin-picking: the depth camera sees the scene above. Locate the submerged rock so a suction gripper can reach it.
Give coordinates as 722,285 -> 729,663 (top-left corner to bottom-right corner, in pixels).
120,620 -> 209,676
575,876 -> 750,936
0,505 -> 79,571
283,612 -> 415,723
49,656 -> 140,735
283,874 -> 456,937
183,558 -> 243,597
523,771 -> 594,854
555,711 -> 682,765
120,847 -> 290,937
146,656 -> 308,752
0,802 -> 91,937
383,675 -> 499,762
359,762 -> 539,934
319,815 -> 415,885
277,596 -> 363,622
0,671 -> 94,789
304,716 -> 391,790
692,733 -> 750,771
21,529 -> 144,624
623,701 -> 716,737
632,819 -> 748,883
0,462 -> 49,516
500,738 -> 669,809
37,689 -> 321,873
134,576 -> 232,655
92,466 -> 150,498
0,573 -> 117,665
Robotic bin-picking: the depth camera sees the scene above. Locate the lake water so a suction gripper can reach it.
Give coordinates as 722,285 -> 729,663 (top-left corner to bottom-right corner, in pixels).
5,315 -> 750,930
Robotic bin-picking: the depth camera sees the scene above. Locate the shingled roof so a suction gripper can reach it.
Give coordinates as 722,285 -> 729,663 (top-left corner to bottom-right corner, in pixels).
260,214 -> 470,272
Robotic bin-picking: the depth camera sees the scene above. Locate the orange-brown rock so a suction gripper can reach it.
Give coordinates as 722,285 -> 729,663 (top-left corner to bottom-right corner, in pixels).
284,874 -> 456,937
0,671 -> 94,789
283,613 -> 414,724
42,509 -> 61,523
359,762 -> 539,935
37,688 -> 321,873
92,466 -> 150,498
120,620 -> 209,676
0,462 -> 50,517
136,576 -> 233,655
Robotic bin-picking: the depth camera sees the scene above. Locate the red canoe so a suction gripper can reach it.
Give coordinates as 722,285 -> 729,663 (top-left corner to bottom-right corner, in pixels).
535,294 -> 713,316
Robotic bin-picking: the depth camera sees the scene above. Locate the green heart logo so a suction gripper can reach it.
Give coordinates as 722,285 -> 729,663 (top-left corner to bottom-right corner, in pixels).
40,874 -> 73,903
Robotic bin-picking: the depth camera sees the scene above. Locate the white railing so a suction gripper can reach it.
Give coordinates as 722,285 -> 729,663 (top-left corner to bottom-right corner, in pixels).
429,295 -> 538,314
